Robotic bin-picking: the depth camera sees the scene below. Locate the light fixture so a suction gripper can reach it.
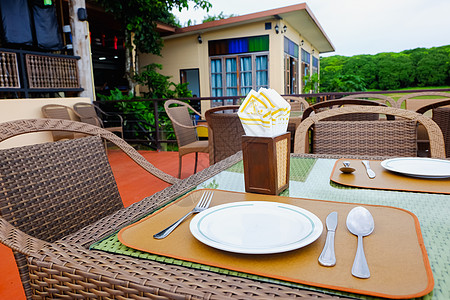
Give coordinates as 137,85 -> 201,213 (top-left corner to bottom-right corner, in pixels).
197,35 -> 202,44
300,40 -> 304,46
312,49 -> 315,54
283,25 -> 287,33
274,24 -> 279,34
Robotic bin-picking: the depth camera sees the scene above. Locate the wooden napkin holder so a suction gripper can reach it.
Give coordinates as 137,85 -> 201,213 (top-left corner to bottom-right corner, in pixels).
242,132 -> 290,195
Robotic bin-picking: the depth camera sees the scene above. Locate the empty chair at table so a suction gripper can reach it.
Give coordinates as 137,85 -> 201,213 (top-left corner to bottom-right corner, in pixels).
164,99 -> 209,178
0,118 -> 178,299
339,93 -> 397,108
41,104 -> 85,141
294,105 -> 446,158
74,102 -> 124,138
415,98 -> 450,158
301,98 -> 390,122
205,105 -> 245,165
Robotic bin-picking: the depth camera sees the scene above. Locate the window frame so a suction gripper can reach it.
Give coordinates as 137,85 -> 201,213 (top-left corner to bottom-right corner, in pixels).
209,51 -> 269,98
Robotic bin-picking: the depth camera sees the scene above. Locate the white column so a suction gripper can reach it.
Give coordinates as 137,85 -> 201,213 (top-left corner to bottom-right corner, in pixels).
69,0 -> 95,101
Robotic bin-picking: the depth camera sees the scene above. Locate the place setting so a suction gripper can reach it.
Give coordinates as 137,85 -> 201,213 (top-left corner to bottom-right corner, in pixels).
115,188 -> 434,299
330,157 -> 450,194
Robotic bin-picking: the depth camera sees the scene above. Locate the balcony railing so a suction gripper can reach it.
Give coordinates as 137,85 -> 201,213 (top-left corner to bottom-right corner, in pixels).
0,48 -> 83,97
95,88 -> 450,151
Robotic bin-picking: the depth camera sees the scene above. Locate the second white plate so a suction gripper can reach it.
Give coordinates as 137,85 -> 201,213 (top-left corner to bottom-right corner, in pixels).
190,201 -> 323,254
381,157 -> 450,178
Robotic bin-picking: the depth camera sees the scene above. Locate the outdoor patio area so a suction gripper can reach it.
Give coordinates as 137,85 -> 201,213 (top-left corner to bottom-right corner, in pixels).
0,150 -> 209,299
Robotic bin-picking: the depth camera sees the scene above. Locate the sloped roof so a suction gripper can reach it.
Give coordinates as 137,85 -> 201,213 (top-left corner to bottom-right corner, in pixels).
163,3 -> 334,53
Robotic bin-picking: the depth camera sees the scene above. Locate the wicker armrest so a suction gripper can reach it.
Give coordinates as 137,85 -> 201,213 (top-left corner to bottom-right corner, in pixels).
0,217 -> 49,257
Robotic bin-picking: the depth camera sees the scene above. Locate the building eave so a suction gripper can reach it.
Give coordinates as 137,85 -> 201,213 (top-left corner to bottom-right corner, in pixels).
164,3 -> 335,53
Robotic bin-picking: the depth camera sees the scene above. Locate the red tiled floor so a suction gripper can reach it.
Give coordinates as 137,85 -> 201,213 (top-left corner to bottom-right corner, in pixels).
0,150 -> 209,299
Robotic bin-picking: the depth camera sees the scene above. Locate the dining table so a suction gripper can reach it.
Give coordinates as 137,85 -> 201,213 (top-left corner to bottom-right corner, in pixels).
64,152 -> 449,300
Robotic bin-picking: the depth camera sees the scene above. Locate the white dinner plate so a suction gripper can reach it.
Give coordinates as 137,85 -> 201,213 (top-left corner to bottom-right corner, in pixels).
189,201 -> 323,254
381,157 -> 450,178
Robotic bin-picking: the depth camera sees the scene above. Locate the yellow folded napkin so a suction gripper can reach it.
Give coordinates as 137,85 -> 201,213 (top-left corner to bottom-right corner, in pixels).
238,88 -> 290,137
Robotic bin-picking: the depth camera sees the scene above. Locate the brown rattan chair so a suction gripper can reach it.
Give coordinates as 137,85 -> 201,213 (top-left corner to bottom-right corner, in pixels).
396,92 -> 450,157
0,118 -> 179,299
205,105 -> 245,165
74,102 -> 124,138
41,104 -> 85,141
301,99 -> 391,122
416,99 -> 450,158
339,93 -> 397,108
164,99 -> 209,178
396,91 -> 450,110
294,106 -> 446,158
283,96 -> 310,112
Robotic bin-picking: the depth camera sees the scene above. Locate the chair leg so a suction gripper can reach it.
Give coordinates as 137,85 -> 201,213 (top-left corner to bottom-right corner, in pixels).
194,152 -> 198,174
178,155 -> 182,178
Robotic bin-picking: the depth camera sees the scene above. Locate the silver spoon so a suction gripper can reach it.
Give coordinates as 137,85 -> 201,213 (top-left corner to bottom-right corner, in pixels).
346,206 -> 374,279
340,161 -> 355,174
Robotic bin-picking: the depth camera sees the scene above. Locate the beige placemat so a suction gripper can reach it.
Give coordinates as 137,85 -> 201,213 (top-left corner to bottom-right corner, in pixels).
118,189 -> 433,299
330,159 -> 450,194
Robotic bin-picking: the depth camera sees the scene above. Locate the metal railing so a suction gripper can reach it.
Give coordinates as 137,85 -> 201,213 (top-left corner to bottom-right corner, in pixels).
0,48 -> 83,97
94,88 -> 450,150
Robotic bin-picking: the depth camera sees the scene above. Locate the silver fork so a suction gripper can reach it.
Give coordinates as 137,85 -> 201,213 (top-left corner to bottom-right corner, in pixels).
153,190 -> 214,239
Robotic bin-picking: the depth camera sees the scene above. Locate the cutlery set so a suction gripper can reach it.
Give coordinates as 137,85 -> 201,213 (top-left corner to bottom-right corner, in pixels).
154,190 -> 374,279
319,207 -> 374,279
340,160 -> 376,179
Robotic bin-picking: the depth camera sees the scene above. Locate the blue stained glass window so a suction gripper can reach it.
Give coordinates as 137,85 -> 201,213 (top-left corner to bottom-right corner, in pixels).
313,56 -> 319,68
229,38 -> 249,54
284,37 -> 299,58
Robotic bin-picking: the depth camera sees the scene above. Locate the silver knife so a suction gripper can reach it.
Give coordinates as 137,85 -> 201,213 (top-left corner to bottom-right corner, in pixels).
362,160 -> 376,179
319,211 -> 338,266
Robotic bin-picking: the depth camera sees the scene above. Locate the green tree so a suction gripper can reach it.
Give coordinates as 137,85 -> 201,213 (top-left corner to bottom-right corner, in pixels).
133,63 -> 192,99
375,53 -> 415,90
342,55 -> 377,89
415,48 -> 450,86
321,74 -> 366,93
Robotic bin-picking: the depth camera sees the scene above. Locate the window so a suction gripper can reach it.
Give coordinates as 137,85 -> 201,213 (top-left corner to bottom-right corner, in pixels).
209,36 -> 269,106
301,49 -> 311,88
210,54 -> 268,105
284,37 -> 298,94
312,56 -> 319,74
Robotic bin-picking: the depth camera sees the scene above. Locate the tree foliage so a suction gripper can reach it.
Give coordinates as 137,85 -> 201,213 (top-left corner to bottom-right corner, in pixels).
320,45 -> 450,92
93,0 -> 212,55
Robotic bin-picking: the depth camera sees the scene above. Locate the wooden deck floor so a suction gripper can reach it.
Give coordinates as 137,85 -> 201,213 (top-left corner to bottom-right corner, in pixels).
0,150 -> 210,299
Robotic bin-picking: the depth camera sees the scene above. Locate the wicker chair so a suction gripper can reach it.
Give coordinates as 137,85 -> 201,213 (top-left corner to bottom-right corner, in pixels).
283,96 -> 310,112
416,99 -> 450,158
301,98 -> 392,122
339,93 -> 397,108
41,104 -> 85,141
73,102 -> 124,138
294,106 -> 446,158
0,118 -> 179,299
164,99 -> 209,178
205,105 -> 245,165
396,91 -> 450,110
396,92 -> 450,157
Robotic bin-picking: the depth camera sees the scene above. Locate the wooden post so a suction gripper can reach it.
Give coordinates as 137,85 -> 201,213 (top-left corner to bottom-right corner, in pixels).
69,0 -> 95,101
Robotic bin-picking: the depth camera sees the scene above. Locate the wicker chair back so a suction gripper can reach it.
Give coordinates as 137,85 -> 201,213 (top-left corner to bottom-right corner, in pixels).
416,98 -> 450,158
205,105 -> 244,165
0,118 -> 179,298
294,106 -> 446,158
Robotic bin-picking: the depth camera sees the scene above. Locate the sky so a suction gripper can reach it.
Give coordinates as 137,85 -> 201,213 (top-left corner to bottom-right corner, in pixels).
171,0 -> 450,57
